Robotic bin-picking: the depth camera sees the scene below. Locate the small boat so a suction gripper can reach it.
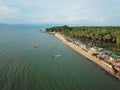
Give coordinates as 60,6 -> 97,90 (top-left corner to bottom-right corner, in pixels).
53,54 -> 61,58
33,41 -> 39,48
34,45 -> 38,48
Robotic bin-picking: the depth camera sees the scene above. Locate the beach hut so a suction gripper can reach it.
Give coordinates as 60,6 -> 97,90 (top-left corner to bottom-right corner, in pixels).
79,41 -> 86,45
116,56 -> 120,62
85,44 -> 91,49
91,46 -> 98,51
107,51 -> 113,56
99,51 -> 108,55
98,48 -> 104,52
93,46 -> 99,49
110,55 -> 117,60
79,41 -> 86,48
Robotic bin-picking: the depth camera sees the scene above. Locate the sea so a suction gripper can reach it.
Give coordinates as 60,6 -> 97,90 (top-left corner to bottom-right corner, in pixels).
0,24 -> 120,90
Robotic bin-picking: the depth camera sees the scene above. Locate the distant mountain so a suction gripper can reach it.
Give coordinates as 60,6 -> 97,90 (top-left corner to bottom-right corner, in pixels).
0,23 -> 6,25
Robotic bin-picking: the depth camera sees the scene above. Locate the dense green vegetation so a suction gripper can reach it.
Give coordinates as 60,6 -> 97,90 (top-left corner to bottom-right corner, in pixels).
46,25 -> 120,55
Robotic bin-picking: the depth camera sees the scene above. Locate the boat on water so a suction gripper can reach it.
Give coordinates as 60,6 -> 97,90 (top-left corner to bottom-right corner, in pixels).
34,46 -> 38,48
39,30 -> 42,32
53,54 -> 62,58
33,41 -> 39,48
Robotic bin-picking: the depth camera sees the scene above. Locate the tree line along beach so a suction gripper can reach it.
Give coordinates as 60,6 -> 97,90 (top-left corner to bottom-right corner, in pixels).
46,25 -> 120,80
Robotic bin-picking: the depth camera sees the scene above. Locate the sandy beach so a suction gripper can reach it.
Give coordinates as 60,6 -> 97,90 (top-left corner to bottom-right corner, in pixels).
55,33 -> 120,80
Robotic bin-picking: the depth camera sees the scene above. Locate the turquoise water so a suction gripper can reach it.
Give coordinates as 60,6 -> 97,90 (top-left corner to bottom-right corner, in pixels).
0,25 -> 120,90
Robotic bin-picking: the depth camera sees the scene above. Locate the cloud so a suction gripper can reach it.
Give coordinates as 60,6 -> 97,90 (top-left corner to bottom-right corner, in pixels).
0,6 -> 20,16
0,0 -> 21,19
0,0 -> 120,25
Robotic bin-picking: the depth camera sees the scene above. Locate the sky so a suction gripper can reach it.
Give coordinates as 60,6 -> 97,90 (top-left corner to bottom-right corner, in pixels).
0,0 -> 120,25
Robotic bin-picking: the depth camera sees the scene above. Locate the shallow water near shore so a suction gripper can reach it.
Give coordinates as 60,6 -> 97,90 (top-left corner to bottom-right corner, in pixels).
0,25 -> 120,90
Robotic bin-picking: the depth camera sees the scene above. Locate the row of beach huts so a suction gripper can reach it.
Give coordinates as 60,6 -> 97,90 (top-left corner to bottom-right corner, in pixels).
64,36 -> 120,70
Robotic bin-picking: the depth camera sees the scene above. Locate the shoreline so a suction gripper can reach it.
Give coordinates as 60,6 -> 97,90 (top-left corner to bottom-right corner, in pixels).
55,33 -> 120,80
